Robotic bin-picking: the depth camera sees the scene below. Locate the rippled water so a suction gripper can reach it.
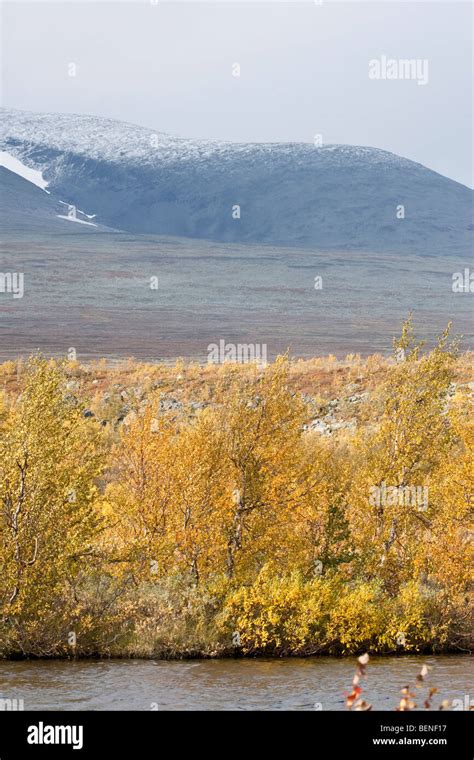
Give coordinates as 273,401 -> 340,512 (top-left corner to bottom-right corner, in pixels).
0,655 -> 471,711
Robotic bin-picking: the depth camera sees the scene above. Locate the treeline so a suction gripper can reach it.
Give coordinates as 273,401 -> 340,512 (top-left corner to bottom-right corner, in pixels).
0,320 -> 472,657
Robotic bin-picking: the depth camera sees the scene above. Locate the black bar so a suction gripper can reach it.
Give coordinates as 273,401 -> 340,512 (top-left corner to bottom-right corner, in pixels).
0,710 -> 472,758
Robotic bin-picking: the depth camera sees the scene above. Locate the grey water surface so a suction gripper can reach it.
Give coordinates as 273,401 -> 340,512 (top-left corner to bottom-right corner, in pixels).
0,655 -> 471,711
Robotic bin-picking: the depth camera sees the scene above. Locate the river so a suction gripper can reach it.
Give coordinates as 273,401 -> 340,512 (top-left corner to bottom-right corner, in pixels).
0,655 -> 471,711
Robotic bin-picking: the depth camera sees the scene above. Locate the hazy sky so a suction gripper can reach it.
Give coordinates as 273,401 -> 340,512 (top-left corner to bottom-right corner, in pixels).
2,1 -> 473,187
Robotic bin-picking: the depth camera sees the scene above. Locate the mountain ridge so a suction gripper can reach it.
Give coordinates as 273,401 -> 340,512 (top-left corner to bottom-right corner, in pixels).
1,108 -> 472,250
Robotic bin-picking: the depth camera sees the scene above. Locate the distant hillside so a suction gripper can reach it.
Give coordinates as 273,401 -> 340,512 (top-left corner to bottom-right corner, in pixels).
1,108 -> 472,250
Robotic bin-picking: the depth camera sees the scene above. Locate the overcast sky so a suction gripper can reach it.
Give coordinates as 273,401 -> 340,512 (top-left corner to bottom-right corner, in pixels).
2,1 -> 472,187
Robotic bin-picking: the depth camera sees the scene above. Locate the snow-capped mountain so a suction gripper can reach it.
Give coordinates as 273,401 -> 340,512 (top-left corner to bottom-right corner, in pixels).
1,108 -> 472,250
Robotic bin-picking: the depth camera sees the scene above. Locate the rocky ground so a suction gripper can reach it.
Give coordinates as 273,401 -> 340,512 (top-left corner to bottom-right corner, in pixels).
1,352 -> 472,438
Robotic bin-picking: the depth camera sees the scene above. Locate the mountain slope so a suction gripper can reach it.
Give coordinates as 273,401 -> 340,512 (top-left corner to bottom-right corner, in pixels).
1,108 -> 472,250
0,167 -> 102,235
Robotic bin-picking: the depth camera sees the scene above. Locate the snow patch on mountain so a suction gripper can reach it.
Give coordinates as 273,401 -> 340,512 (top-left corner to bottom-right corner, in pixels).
0,149 -> 50,191
57,200 -> 98,226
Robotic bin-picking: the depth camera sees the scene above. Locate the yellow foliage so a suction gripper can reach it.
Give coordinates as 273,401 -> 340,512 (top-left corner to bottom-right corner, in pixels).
0,320 -> 472,657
